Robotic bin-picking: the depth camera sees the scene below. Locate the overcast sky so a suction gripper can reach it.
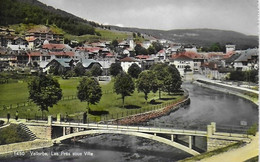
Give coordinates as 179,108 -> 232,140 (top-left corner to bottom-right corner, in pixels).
38,0 -> 258,35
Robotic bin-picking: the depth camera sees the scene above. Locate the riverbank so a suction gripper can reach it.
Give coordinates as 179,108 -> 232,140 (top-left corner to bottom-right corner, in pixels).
194,79 -> 259,106
108,93 -> 190,125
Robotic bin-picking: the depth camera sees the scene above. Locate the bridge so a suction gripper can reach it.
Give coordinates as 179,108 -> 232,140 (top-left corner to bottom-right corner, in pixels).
3,116 -> 250,156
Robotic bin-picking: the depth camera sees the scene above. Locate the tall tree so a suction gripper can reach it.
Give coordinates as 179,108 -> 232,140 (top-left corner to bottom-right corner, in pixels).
90,64 -> 103,77
77,77 -> 102,112
128,63 -> 142,79
150,63 -> 169,99
74,62 -> 86,76
163,65 -> 182,94
28,74 -> 62,118
110,63 -> 122,76
136,70 -> 158,103
114,72 -> 135,108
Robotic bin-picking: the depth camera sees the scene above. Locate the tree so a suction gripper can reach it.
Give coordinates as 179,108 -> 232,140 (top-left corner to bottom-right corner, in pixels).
114,72 -> 135,108
128,63 -> 142,79
110,63 -> 122,76
147,45 -> 156,54
74,62 -> 86,76
90,64 -> 103,77
163,65 -> 182,94
77,77 -> 102,112
135,44 -> 148,55
150,63 -> 169,99
28,74 -> 62,118
152,42 -> 163,53
136,70 -> 158,103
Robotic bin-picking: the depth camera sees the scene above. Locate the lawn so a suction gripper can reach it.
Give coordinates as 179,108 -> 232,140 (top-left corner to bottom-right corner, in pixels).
0,77 -> 183,121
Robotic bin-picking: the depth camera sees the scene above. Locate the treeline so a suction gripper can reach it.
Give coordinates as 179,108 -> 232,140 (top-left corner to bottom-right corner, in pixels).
0,0 -> 99,36
229,70 -> 258,83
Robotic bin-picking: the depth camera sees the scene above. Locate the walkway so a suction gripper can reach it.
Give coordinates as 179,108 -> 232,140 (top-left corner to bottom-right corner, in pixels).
200,133 -> 258,162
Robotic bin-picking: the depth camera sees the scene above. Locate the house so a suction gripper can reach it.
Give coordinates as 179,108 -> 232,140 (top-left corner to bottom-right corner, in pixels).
234,48 -> 258,71
120,57 -> 141,72
200,61 -> 227,80
81,59 -> 102,70
27,37 -> 41,49
44,58 -> 74,73
226,44 -> 236,53
13,37 -> 27,45
25,26 -> 64,44
170,54 -> 194,76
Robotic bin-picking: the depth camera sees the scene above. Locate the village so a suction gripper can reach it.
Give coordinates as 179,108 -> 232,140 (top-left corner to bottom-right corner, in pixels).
0,25 -> 258,84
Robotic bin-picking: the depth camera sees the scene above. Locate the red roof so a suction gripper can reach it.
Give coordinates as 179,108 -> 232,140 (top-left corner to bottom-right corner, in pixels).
42,44 -> 66,50
49,51 -> 74,57
105,53 -> 114,57
223,51 -> 235,59
135,55 -> 149,59
171,51 -> 202,59
86,47 -> 100,53
173,54 -> 193,60
120,57 -> 137,62
158,50 -> 165,54
28,52 -> 41,56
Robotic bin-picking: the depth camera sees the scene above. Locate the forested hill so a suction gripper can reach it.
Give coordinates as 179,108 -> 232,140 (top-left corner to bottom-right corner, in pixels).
0,0 -> 104,36
110,26 -> 259,49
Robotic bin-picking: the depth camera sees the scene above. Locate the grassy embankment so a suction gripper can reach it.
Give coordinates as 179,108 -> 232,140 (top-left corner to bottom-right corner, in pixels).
0,77 -> 183,121
179,141 -> 244,162
9,23 -> 139,43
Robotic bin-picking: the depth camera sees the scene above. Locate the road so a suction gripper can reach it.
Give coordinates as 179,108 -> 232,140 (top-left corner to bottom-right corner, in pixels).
200,133 -> 258,162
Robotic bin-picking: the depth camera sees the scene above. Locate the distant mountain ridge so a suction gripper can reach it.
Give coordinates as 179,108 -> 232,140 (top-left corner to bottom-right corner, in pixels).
2,0 -> 258,49
110,26 -> 258,49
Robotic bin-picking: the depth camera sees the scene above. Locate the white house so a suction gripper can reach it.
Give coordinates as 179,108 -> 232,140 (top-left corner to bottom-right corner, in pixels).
234,48 -> 258,71
169,55 -> 194,76
120,57 -> 141,72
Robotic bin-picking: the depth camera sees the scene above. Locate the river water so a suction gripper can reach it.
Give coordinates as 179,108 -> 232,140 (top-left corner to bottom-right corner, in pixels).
1,83 -> 258,162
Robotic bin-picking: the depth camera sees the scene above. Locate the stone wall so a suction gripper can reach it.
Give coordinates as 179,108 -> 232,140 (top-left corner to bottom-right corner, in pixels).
0,139 -> 53,155
111,96 -> 190,125
26,125 -> 52,140
207,137 -> 237,151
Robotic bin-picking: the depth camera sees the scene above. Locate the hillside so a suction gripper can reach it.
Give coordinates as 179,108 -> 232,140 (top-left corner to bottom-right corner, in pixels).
0,0 -> 258,49
110,26 -> 258,49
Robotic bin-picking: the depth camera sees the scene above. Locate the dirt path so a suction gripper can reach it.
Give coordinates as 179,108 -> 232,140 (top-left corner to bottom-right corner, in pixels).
200,133 -> 258,162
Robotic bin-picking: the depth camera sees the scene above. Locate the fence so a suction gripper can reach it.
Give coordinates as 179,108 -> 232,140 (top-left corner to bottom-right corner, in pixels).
0,90 -> 115,111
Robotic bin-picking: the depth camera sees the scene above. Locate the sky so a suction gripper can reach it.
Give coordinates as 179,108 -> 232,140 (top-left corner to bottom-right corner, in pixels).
38,0 -> 258,35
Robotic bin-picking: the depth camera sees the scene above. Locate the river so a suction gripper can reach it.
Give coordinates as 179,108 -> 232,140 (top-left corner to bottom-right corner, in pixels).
0,83 -> 258,162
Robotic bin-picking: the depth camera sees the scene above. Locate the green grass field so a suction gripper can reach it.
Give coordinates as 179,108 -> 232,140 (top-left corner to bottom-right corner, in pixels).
0,77 -> 183,121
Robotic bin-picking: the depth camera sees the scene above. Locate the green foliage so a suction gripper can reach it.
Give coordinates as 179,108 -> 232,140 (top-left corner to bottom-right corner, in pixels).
229,70 -> 258,83
150,63 -> 182,98
247,123 -> 258,136
136,70 -> 158,102
110,63 -> 123,77
114,72 -> 135,108
152,42 -> 163,53
48,62 -> 66,76
90,64 -> 103,77
0,0 -> 96,36
77,77 -> 102,111
0,124 -> 31,145
135,44 -> 148,55
147,46 -> 156,54
128,63 -> 142,79
28,74 -> 62,113
163,64 -> 182,93
74,63 -> 86,76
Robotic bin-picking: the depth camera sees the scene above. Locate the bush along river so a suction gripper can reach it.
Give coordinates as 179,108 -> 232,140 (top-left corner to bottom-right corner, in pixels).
0,83 -> 258,162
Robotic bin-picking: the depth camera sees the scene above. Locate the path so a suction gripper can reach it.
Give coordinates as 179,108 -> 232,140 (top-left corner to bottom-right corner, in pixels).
200,133 -> 258,162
